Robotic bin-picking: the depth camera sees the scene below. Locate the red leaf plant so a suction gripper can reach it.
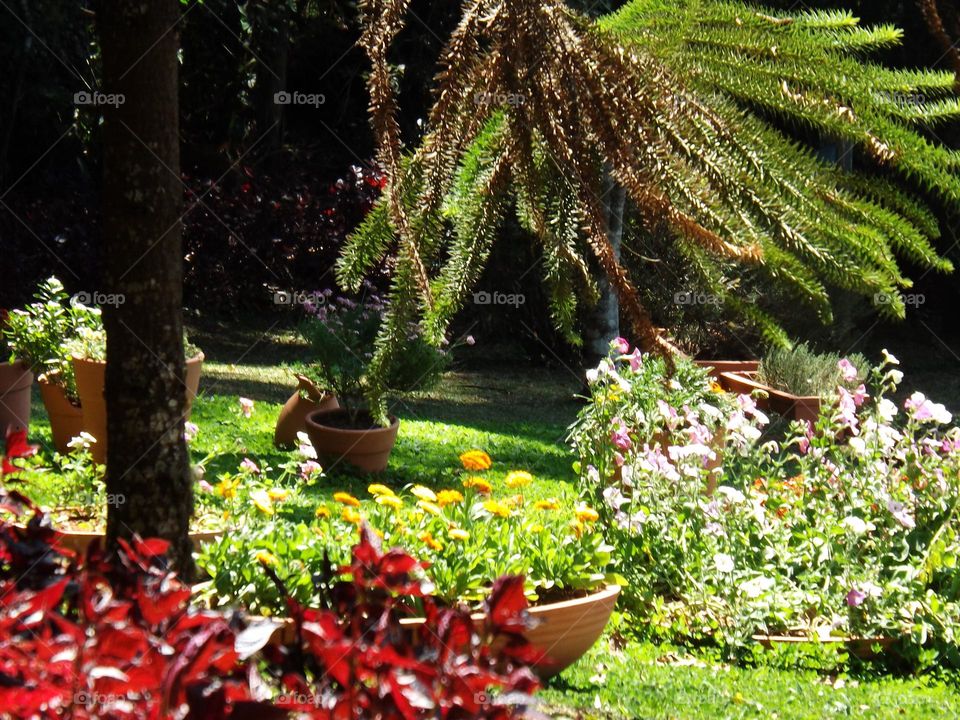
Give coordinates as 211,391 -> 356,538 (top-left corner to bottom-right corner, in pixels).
0,499 -> 544,720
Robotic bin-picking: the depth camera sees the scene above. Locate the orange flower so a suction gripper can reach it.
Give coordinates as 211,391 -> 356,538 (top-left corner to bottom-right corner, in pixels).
463,476 -> 493,494
459,450 -> 492,472
419,531 -> 443,552
505,470 -> 533,488
315,505 -> 331,519
334,492 -> 360,507
534,499 -> 560,511
575,505 -> 599,523
341,508 -> 362,524
482,500 -> 511,518
436,489 -> 464,507
267,488 -> 289,502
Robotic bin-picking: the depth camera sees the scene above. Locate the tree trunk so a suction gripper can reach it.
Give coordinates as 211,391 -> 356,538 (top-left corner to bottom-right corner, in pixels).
585,172 -> 626,362
98,0 -> 194,576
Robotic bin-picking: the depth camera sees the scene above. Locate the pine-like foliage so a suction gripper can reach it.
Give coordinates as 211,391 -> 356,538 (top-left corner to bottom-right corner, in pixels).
340,0 -> 960,411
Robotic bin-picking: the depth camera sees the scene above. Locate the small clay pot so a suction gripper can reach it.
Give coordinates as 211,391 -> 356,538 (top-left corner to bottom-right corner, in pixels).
0,360 -> 33,435
304,408 -> 399,473
274,374 -> 338,447
38,378 -> 84,454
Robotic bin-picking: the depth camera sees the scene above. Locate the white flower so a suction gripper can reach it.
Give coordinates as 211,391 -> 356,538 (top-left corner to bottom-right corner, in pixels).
887,500 -> 916,530
877,398 -> 898,422
602,486 -> 630,510
67,432 -> 98,451
716,486 -> 746,504
585,368 -> 600,385
739,576 -> 774,599
714,553 -> 734,573
296,431 -> 317,459
881,349 -> 900,366
842,516 -> 869,535
887,369 -> 904,386
848,436 -> 867,456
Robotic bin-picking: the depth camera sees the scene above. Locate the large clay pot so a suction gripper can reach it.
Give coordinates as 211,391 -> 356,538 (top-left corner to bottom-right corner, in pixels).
304,408 -> 399,473
38,378 -> 85,454
720,371 -> 822,424
694,359 -> 760,382
73,353 -> 205,464
274,374 -> 338,447
0,360 -> 33,435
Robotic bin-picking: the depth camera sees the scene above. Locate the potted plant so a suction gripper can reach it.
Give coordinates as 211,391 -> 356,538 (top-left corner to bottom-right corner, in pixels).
719,343 -> 866,422
0,311 -> 33,436
273,373 -> 338,447
69,326 -> 204,465
299,292 -> 449,473
2,278 -> 99,452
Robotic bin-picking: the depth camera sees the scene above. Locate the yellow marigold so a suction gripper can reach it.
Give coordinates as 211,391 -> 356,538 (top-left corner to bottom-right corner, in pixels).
710,380 -> 725,394
341,508 -> 362,525
505,470 -> 533,489
315,505 -> 331,519
377,495 -> 403,510
462,476 -> 492,494
267,487 -> 289,502
255,550 -> 278,566
410,485 -> 437,502
436,489 -> 464,507
504,494 -> 524,508
418,500 -> 442,516
250,489 -> 274,515
368,483 -> 395,497
575,505 -> 599,523
419,531 -> 443,552
334,492 -> 360,507
569,519 -> 585,538
534,499 -> 560,511
215,477 -> 238,499
448,528 -> 470,541
483,500 -> 511,518
459,450 -> 492,472
530,523 -> 544,533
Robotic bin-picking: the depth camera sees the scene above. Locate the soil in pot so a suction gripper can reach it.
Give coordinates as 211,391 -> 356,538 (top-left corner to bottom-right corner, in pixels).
38,378 -> 85,454
0,360 -> 33,434
274,374 -> 339,447
304,408 -> 399,473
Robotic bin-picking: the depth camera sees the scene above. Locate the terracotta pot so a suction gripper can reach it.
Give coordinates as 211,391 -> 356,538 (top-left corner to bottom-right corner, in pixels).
26,525 -> 223,555
73,353 -> 205,464
752,633 -> 895,659
694,359 -> 760,382
0,360 -> 33,435
720,371 -> 822,423
38,378 -> 85,454
274,374 -> 338,447
304,408 -> 399,473
266,584 -> 619,678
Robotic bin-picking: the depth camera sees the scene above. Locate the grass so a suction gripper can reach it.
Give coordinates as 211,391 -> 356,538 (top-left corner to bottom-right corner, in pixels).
16,317 -> 960,719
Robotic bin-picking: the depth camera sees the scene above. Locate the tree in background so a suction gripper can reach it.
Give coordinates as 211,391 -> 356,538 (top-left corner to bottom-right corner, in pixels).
339,0 -> 960,416
98,0 -> 194,575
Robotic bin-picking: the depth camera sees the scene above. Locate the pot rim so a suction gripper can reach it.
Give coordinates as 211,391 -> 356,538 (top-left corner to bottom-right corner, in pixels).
719,370 -> 821,402
305,408 -> 399,433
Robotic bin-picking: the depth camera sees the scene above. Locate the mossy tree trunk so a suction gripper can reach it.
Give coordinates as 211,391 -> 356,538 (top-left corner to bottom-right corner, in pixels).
98,0 -> 195,577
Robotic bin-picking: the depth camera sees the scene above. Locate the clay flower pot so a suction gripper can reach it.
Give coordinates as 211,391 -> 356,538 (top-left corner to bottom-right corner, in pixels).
38,377 -> 84,454
25,523 -> 223,555
0,360 -> 33,435
73,353 -> 205,464
274,374 -> 338,447
720,370 -> 821,423
304,408 -> 399,473
694,359 -> 760,382
752,632 -> 895,660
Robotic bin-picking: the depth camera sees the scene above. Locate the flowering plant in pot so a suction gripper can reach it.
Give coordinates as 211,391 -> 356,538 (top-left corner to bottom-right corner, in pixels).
299,290 -> 450,472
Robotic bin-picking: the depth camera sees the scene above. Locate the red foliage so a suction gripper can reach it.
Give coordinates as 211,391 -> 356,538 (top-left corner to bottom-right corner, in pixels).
2,428 -> 38,478
0,506 -> 541,720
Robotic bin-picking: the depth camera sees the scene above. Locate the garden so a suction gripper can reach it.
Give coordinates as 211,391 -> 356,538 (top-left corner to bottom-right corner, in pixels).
2,1 -> 960,719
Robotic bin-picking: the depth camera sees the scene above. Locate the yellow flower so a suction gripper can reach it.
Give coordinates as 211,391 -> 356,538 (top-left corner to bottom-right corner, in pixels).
483,500 -> 511,518
418,500 -> 442,516
534,499 -> 560,511
368,483 -> 395,497
505,494 -> 524,508
411,485 -> 437,502
569,519 -> 585,538
463,476 -> 492,494
215,477 -> 238,499
459,450 -> 492,471
255,550 -> 278,566
334,492 -> 360,507
267,487 -> 289,502
250,489 -> 274,515
436,489 -> 464,507
448,528 -> 470,541
377,495 -> 403,510
341,508 -> 362,525
575,505 -> 599,523
530,523 -> 544,533
710,380 -> 725,394
505,470 -> 533,489
419,531 -> 443,551
315,505 -> 331,519
606,388 -> 623,403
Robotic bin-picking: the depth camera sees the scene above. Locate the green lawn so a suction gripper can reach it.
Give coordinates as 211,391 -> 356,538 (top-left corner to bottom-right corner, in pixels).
19,319 -> 960,719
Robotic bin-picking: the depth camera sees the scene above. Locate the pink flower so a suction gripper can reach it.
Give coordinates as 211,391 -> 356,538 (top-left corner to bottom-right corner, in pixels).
610,419 -> 633,451
612,337 -> 630,355
299,460 -> 322,480
239,397 -> 255,418
613,452 -> 625,467
837,358 -> 858,383
846,588 -> 867,607
942,436 -> 960,455
464,335 -> 475,346
851,384 -> 868,407
198,479 -> 214,494
797,420 -> 813,455
904,392 -> 952,424
836,388 -> 859,431
184,421 -> 199,442
887,500 -> 916,530
240,458 -> 260,474
627,348 -> 643,372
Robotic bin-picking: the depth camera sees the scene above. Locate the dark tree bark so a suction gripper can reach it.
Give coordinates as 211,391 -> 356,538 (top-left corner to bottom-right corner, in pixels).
98,0 -> 194,576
